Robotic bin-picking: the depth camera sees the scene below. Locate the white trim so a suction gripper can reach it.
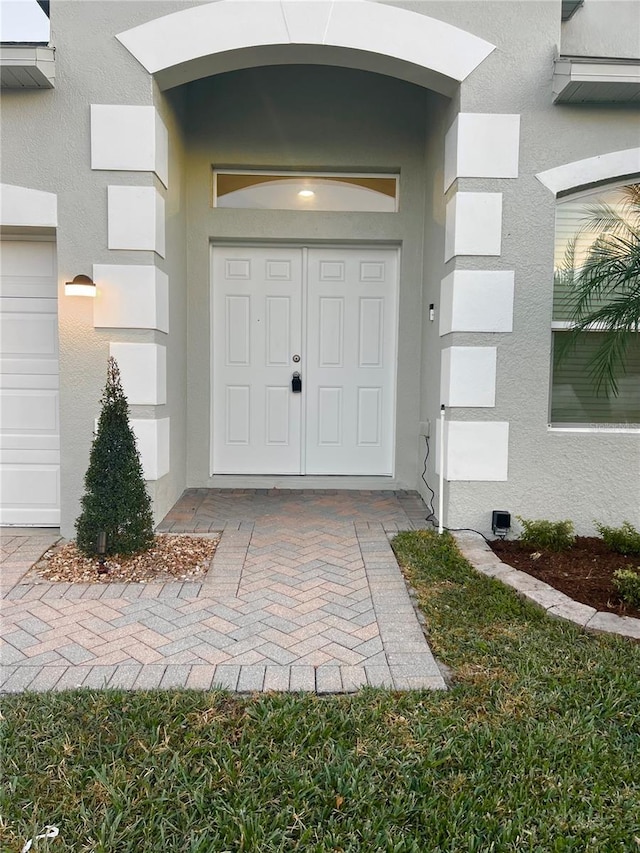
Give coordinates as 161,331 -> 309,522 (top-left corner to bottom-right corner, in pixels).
0,184 -> 57,228
548,426 -> 640,434
551,321 -> 639,331
536,147 -> 640,196
116,0 -> 495,94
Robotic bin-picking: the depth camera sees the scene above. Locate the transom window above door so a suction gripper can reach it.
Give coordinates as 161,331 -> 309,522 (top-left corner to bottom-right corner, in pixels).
213,170 -> 398,212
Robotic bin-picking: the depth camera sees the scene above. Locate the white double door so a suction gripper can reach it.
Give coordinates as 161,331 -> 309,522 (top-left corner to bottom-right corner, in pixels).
212,245 -> 398,475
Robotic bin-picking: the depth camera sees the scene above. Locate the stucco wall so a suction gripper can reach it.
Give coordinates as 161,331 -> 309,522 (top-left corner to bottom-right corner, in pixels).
1,0 -> 637,539
561,1 -> 640,59
431,1 -> 640,534
1,1 -> 191,536
181,65 -> 432,488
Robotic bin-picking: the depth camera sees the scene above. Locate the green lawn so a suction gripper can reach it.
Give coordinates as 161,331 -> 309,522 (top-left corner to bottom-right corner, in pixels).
2,531 -> 639,852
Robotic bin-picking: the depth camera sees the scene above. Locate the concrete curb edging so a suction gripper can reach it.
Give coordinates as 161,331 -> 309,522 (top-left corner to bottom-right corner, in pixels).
453,531 -> 640,641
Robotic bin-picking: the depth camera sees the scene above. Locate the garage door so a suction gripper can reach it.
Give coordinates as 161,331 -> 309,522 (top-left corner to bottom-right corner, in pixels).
0,240 -> 60,525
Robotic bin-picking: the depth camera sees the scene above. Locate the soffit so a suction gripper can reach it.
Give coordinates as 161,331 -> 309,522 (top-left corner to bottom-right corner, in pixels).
0,45 -> 55,88
553,55 -> 640,103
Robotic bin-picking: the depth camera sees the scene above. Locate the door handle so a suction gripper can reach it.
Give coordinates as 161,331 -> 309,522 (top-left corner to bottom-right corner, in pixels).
291,371 -> 302,393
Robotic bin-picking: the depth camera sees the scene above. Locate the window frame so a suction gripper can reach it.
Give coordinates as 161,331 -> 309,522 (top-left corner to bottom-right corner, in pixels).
548,178 -> 640,430
212,169 -> 400,212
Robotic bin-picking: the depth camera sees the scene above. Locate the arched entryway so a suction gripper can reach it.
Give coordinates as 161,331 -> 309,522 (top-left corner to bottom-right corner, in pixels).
108,2 -> 499,491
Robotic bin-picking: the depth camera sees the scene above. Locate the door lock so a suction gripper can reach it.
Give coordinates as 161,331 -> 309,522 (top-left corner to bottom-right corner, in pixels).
292,354 -> 301,363
291,371 -> 302,393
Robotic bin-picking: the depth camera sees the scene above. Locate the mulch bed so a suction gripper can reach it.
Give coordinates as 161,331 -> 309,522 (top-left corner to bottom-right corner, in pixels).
490,537 -> 640,619
26,534 -> 219,585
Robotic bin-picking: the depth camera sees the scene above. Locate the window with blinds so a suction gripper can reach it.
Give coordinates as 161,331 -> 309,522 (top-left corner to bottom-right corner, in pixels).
551,332 -> 640,424
553,184 -> 631,322
550,181 -> 639,426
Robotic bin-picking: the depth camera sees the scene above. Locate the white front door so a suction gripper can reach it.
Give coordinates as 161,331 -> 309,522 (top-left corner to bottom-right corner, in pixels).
0,241 -> 60,525
212,245 -> 398,475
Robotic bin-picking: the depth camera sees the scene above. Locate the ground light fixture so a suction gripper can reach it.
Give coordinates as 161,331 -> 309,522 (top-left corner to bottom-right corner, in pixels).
96,531 -> 108,575
492,510 -> 511,539
64,274 -> 96,297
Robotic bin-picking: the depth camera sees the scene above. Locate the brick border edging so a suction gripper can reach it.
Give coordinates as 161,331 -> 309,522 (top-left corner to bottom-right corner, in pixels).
453,532 -> 640,641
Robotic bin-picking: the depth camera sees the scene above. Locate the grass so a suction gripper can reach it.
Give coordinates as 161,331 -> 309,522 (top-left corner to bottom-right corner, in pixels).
2,530 -> 639,852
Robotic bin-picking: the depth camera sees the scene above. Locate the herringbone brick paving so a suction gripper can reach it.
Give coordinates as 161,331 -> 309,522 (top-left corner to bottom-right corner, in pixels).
1,491 -> 446,692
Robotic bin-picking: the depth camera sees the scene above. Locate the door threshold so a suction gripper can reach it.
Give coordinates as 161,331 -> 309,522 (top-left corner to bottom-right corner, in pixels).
207,475 -> 406,490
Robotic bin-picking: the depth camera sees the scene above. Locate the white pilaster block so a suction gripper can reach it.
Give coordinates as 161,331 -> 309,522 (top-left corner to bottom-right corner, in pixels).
436,420 -> 509,481
445,192 -> 502,260
440,270 -> 514,335
109,342 -> 167,405
91,105 -> 169,187
93,264 -> 169,332
107,186 -> 165,257
444,113 -> 520,190
154,111 -> 169,188
441,346 -> 497,407
130,418 -> 170,480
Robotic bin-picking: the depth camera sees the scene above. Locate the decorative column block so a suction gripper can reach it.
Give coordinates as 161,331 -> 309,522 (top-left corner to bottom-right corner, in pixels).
91,105 -> 169,187
109,342 -> 167,405
130,418 -> 170,480
440,270 -> 514,334
436,420 -> 509,481
93,264 -> 168,332
441,346 -> 497,407
445,192 -> 502,260
107,186 -> 165,257
444,113 -> 520,191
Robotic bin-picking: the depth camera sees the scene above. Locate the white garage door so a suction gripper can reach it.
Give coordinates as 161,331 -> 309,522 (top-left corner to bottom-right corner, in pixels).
0,240 -> 60,525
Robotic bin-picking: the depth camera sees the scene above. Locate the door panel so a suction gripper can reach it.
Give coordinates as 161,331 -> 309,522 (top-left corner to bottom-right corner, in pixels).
212,246 -> 303,473
211,245 -> 397,476
305,248 -> 397,475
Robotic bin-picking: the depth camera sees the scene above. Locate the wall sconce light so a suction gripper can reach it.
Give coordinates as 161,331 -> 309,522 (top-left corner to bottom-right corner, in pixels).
64,274 -> 96,297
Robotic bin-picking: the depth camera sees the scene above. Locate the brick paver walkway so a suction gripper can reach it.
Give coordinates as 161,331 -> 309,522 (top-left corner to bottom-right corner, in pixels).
1,491 -> 446,693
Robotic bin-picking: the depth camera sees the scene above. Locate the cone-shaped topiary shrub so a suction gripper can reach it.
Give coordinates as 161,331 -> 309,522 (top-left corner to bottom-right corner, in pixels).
75,357 -> 155,557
